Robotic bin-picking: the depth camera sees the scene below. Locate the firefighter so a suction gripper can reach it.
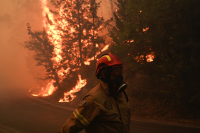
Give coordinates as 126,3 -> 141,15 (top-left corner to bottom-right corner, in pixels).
59,53 -> 130,133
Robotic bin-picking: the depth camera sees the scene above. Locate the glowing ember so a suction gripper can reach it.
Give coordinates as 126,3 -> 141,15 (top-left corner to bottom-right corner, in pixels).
59,74 -> 87,102
146,52 -> 155,62
143,27 -> 149,32
134,52 -> 155,63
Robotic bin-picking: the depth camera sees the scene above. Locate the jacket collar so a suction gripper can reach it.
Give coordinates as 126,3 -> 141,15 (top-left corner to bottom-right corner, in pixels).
100,81 -> 110,95
100,81 -> 123,100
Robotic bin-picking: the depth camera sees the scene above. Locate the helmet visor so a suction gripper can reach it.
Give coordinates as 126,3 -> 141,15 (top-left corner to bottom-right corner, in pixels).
111,66 -> 123,76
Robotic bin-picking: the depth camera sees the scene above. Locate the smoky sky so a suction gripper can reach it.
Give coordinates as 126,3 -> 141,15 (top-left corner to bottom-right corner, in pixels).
0,0 -> 44,90
0,0 -> 114,90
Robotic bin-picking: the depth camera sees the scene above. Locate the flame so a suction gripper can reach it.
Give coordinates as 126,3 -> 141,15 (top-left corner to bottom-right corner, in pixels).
146,52 -> 155,62
30,0 -> 88,99
134,52 -> 155,63
41,0 -> 63,64
30,0 -> 108,100
84,44 -> 109,65
30,0 -> 64,97
143,27 -> 149,32
59,74 -> 87,102
31,80 -> 57,97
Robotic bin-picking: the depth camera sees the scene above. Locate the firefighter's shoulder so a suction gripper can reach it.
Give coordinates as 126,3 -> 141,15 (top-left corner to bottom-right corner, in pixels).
82,83 -> 105,105
73,84 -> 102,128
88,83 -> 106,100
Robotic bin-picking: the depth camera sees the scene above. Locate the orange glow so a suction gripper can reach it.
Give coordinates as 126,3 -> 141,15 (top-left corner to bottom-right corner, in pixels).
146,52 -> 155,62
59,74 -> 87,102
126,40 -> 134,43
30,0 -> 65,97
143,27 -> 149,32
31,80 -> 57,97
84,44 -> 109,65
30,0 -> 107,102
134,52 -> 155,63
41,0 -> 63,64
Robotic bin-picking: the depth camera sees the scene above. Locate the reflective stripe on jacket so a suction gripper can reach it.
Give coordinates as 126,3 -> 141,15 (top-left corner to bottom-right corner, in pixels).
59,81 -> 130,133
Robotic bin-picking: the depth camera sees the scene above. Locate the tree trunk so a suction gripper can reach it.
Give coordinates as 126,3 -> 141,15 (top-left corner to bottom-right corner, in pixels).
77,1 -> 83,66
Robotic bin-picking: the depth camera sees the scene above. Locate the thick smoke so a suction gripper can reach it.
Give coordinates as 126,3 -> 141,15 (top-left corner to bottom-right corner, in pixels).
0,0 -> 115,91
0,0 -> 44,90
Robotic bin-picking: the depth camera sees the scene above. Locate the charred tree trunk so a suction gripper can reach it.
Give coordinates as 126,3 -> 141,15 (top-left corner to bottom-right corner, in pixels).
92,9 -> 96,60
77,1 -> 83,66
91,0 -> 96,60
43,41 -> 62,91
50,62 -> 62,90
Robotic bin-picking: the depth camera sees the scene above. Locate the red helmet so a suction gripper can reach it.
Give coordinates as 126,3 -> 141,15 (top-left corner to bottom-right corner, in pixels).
96,53 -> 123,77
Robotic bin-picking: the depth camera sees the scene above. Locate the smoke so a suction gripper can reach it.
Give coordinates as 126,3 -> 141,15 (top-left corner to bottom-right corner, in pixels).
0,0 -> 44,90
97,0 -> 115,20
0,0 -> 115,91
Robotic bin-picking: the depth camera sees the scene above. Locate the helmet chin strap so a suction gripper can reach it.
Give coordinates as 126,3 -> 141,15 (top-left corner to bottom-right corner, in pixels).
118,83 -> 127,92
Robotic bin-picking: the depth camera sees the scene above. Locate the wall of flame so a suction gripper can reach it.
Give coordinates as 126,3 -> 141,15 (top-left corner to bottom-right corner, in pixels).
29,0 -> 154,102
30,0 -> 109,102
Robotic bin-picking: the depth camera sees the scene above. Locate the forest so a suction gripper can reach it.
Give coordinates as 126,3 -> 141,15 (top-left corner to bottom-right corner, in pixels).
25,0 -> 200,122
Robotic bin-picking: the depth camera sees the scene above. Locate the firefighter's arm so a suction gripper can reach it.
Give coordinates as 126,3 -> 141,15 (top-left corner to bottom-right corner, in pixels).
59,95 -> 100,133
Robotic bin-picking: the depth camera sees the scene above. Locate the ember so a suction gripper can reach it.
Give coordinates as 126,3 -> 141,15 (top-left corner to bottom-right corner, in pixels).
134,52 -> 155,63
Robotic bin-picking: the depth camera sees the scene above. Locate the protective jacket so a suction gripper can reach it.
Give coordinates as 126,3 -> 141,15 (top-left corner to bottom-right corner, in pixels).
59,81 -> 130,133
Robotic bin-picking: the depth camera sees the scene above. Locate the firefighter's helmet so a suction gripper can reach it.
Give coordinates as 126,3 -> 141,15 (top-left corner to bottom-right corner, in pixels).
96,53 -> 123,78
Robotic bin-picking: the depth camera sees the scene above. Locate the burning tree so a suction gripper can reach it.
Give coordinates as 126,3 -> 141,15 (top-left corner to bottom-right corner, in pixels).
25,24 -> 62,95
51,0 -> 106,67
110,0 -> 200,118
109,0 -> 154,67
50,0 -> 109,101
25,0 -> 109,102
